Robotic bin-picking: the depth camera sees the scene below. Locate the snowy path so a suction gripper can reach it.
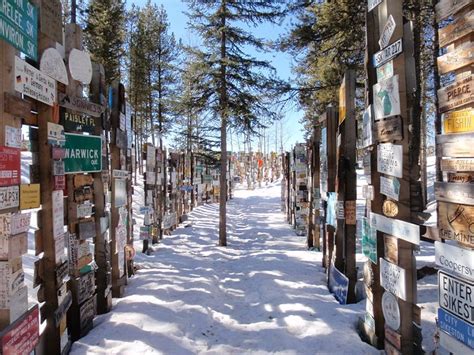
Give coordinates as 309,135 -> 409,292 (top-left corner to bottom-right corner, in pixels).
71,182 -> 378,355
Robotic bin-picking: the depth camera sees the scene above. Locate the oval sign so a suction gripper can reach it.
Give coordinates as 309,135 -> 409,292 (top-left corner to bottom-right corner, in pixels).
69,49 -> 93,84
382,291 -> 401,331
383,200 -> 399,217
40,48 -> 69,85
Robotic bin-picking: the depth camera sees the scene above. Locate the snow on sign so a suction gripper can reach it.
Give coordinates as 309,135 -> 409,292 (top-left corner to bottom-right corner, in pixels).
328,262 -> 349,305
64,133 -> 102,174
377,143 -> 403,178
379,15 -> 396,50
439,271 -> 474,325
380,258 -> 407,301
435,241 -> 474,281
373,39 -> 403,68
370,212 -> 420,245
14,56 -> 56,106
373,75 -> 401,120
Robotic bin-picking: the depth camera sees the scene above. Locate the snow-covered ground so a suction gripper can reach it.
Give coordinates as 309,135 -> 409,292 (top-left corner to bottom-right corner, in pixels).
70,182 -> 379,354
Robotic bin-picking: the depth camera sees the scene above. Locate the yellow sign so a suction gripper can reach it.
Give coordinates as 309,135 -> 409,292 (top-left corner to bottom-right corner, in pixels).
20,184 -> 41,210
339,79 -> 346,125
443,108 -> 474,134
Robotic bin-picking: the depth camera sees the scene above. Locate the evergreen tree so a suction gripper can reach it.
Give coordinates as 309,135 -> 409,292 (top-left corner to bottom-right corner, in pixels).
185,0 -> 285,246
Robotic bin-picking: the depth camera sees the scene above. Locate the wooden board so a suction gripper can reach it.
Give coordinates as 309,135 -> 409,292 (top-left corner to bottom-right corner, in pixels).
443,108 -> 474,134
77,218 -> 96,240
0,305 -> 39,355
380,258 -> 407,301
58,93 -> 104,117
436,0 -> 472,21
374,116 -> 403,142
437,44 -> 474,75
0,233 -> 27,260
3,92 -> 35,125
73,175 -> 94,188
438,75 -> 474,114
39,0 -> 63,44
70,271 -> 95,305
437,133 -> 474,158
435,181 -> 474,205
370,212 -> 420,245
377,143 -> 403,178
438,201 -> 474,248
439,10 -> 474,48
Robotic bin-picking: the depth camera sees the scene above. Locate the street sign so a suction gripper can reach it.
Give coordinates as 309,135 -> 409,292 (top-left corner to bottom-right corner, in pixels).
370,212 -> 419,245
373,39 -> 402,68
439,330 -> 472,354
64,133 -> 102,174
14,57 -> 56,105
439,271 -> 473,325
435,241 -> 474,281
60,109 -> 96,134
380,258 -> 407,301
438,308 -> 473,349
328,262 -> 349,305
0,0 -> 38,60
377,143 -> 403,178
379,15 -> 396,49
0,147 -> 20,187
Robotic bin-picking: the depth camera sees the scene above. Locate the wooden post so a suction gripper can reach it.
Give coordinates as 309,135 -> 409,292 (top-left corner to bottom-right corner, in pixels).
325,106 -> 337,270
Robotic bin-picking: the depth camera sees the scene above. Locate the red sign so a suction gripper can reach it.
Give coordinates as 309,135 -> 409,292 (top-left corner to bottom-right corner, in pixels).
52,146 -> 66,160
0,147 -> 21,187
54,175 -> 66,192
0,305 -> 39,355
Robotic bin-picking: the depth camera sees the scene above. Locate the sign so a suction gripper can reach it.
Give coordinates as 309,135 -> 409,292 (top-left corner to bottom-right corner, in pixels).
113,178 -> 127,208
60,109 -> 96,134
54,291 -> 72,327
385,326 -> 402,350
55,261 -> 68,285
79,295 -> 96,331
0,0 -> 38,60
382,291 -> 400,331
52,160 -> 65,176
5,126 -> 21,148
345,200 -> 356,225
373,39 -> 403,68
54,232 -> 65,264
64,133 -> 102,174
52,147 -> 65,160
438,75 -> 474,113
361,217 -> 377,264
373,75 -> 401,120
14,57 -> 56,105
328,262 -> 349,305
0,232 -> 27,260
437,44 -> 474,75
54,175 -> 65,191
436,0 -> 472,21
368,0 -> 382,12
69,49 -> 93,85
10,212 -> 31,235
19,184 -> 40,210
77,218 -> 95,240
383,200 -> 399,217
438,308 -> 474,349
439,329 -> 472,354
439,271 -> 474,325
338,77 -> 346,125
443,108 -> 474,134
112,170 -> 128,179
52,190 -> 64,239
361,106 -> 373,148
47,122 -> 65,146
438,202 -> 474,248
0,305 -> 39,355
39,0 -> 62,44
73,271 -> 95,305
374,116 -> 403,142
76,203 -> 93,219
370,212 -> 420,245
0,147 -> 20,186
376,61 -> 394,82
380,258 -> 407,301
436,241 -> 474,282
437,132 -> 474,158
377,143 -> 403,178
380,176 -> 400,201
384,235 -> 398,265
439,10 -> 474,48
435,182 -> 474,205
0,186 -> 19,211
59,93 -> 104,117
40,47 -> 68,85
379,15 -> 396,49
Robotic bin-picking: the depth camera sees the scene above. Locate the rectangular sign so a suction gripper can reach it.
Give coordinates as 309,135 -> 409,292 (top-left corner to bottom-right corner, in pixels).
439,329 -> 473,354
40,0 -> 63,44
377,143 -> 403,178
439,10 -> 474,48
10,212 -> 31,235
370,212 -> 420,245
373,39 -> 403,68
52,190 -> 64,239
19,184 -> 40,210
438,75 -> 474,114
113,178 -> 127,208
0,0 -> 38,60
368,0 -> 383,12
77,218 -> 95,240
374,116 -> 403,143
0,186 -> 19,211
379,15 -> 396,49
112,170 -> 128,179
437,133 -> 474,158
328,262 -> 349,305
362,106 -> 373,148
438,308 -> 474,349
441,158 -> 474,172
52,160 -> 65,176
58,93 -> 104,117
376,61 -> 394,82
437,44 -> 474,75
64,133 -> 102,174
60,109 -> 96,134
439,271 -> 473,325
436,242 -> 474,281
373,75 -> 401,120
47,122 -> 65,146
0,305 -> 39,355
380,258 -> 407,301
435,181 -> 474,205
380,176 -> 400,201
0,147 -> 20,186
5,126 -> 21,149
438,201 -> 474,248
443,108 -> 474,134
15,56 -> 55,105
436,0 -> 472,21
361,217 -> 377,264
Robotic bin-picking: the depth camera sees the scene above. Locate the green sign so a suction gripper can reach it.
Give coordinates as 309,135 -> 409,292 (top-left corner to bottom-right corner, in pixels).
361,217 -> 377,264
0,0 -> 38,60
64,133 -> 102,174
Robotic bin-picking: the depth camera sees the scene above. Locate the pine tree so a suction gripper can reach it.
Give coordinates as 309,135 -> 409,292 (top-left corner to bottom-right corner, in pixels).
185,0 -> 285,246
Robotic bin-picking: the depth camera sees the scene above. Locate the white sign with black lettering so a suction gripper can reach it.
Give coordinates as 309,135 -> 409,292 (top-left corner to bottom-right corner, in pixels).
435,242 -> 474,281
373,39 -> 403,68
382,291 -> 401,331
377,143 -> 403,178
368,0 -> 383,12
439,271 -> 473,325
52,190 -> 64,239
380,258 -> 407,301
379,15 -> 396,49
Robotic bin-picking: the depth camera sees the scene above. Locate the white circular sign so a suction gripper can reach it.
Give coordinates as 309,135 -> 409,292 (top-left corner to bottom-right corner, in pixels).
382,291 -> 400,331
69,49 -> 93,84
40,48 -> 69,85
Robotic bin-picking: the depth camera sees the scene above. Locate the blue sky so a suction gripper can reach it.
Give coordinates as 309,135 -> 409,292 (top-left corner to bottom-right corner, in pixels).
128,0 -> 305,152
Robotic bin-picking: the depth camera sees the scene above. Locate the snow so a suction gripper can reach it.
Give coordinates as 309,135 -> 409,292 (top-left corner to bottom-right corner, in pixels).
70,182 -> 380,354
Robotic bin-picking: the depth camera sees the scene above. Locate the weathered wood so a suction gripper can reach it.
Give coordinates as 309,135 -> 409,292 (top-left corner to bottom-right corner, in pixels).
436,132 -> 474,157
438,201 -> 474,248
437,44 -> 474,75
374,116 -> 403,142
3,93 -> 36,125
438,10 -> 474,48
436,0 -> 472,21
438,75 -> 474,113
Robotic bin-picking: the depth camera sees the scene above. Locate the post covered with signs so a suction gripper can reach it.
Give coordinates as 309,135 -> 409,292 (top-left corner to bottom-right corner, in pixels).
434,1 -> 474,353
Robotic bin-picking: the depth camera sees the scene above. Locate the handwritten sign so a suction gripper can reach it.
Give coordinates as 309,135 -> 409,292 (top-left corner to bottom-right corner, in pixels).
72,271 -> 95,305
40,47 -> 68,85
373,39 -> 402,68
380,258 -> 407,301
0,147 -> 20,186
438,75 -> 474,114
379,15 -> 396,49
438,201 -> 474,248
0,305 -> 39,355
374,116 -> 403,142
59,93 -> 104,117
377,143 -> 403,178
437,44 -> 474,75
373,75 -> 401,120
14,57 -> 56,105
19,184 -> 40,210
52,190 -> 64,239
79,295 -> 96,331
0,232 -> 27,260
370,212 -> 420,245
0,186 -> 19,211
380,176 -> 400,201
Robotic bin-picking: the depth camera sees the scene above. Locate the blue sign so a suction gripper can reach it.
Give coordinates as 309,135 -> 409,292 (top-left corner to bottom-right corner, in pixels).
328,262 -> 349,305
438,308 -> 474,349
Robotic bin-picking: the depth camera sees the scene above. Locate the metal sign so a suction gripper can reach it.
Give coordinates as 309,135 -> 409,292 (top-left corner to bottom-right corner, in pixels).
19,184 -> 40,210
373,75 -> 401,120
443,108 -> 474,134
64,133 -> 102,174
439,329 -> 472,354
52,190 -> 64,239
40,47 -> 68,85
10,212 -> 31,235
0,0 -> 38,60
52,160 -> 65,176
0,147 -> 20,187
373,39 -> 403,68
0,186 -> 19,211
60,109 -> 96,134
14,57 -> 56,105
383,200 -> 399,217
379,15 -> 396,49
438,308 -> 474,349
435,181 -> 474,205
439,271 -> 474,325
47,122 -> 65,146
0,305 -> 39,355
382,291 -> 401,331
112,170 -> 129,179
380,258 -> 407,301
438,75 -> 474,113
368,0 -> 383,12
370,212 -> 419,245
380,176 -> 400,201
377,143 -> 403,178
435,241 -> 474,281
439,10 -> 474,48
328,262 -> 349,305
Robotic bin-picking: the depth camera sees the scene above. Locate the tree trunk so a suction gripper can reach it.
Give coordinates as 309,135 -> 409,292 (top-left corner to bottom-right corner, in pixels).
219,2 -> 227,246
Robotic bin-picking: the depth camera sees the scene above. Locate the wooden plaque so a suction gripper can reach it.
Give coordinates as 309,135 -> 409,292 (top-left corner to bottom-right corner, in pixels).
435,181 -> 474,205
438,201 -> 474,248
438,75 -> 474,114
374,116 -> 403,142
439,10 -> 474,48
437,45 -> 474,75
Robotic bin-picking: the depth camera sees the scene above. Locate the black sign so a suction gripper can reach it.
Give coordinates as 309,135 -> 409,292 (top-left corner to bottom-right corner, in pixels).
55,261 -> 69,286
60,109 -> 96,134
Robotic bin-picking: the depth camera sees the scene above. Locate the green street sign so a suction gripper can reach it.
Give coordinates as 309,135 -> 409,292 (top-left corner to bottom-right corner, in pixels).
64,133 -> 102,174
0,0 -> 38,60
